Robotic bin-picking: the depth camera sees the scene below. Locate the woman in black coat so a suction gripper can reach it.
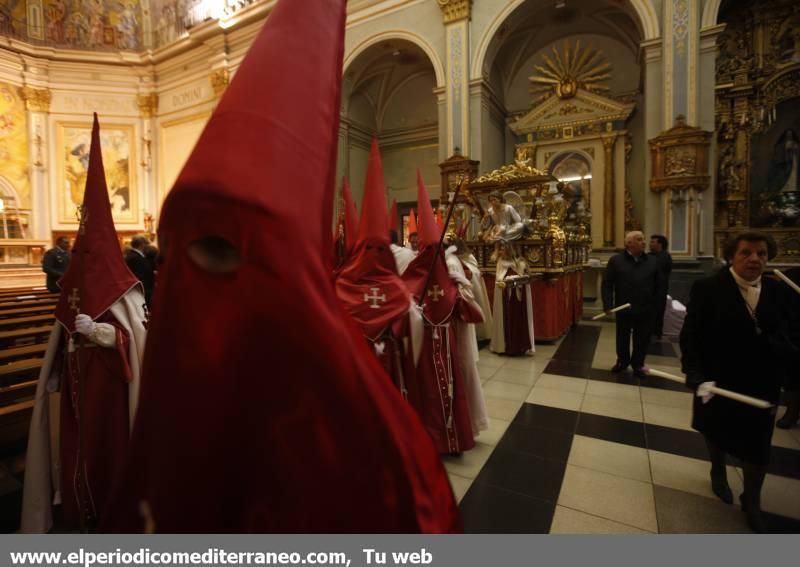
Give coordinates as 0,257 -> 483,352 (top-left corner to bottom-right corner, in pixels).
681,232 -> 792,533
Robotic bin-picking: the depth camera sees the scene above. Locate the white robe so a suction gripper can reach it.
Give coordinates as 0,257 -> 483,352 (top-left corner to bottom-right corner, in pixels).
21,287 -> 147,533
490,259 -> 535,355
459,253 -> 493,341
445,247 -> 489,434
391,244 -> 416,275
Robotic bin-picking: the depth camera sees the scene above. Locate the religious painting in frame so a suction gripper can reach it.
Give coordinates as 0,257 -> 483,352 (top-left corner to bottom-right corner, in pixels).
56,121 -> 137,225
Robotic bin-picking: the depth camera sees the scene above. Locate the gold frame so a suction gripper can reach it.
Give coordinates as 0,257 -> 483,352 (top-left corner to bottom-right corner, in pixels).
56,121 -> 138,225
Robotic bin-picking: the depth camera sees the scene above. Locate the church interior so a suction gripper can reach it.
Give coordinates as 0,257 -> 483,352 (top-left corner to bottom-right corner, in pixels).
0,0 -> 799,534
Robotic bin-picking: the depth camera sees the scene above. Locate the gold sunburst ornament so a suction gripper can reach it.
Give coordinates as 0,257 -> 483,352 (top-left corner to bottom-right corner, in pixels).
529,40 -> 610,104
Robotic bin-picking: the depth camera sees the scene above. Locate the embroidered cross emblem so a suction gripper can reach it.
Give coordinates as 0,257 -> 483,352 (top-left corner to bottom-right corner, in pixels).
363,287 -> 387,309
427,285 -> 444,302
68,288 -> 80,313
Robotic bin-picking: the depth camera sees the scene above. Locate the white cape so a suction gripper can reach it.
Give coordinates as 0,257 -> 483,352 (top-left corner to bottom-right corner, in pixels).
490,260 -> 535,355
21,287 -> 147,533
445,247 -> 489,434
460,253 -> 493,341
391,244 -> 416,276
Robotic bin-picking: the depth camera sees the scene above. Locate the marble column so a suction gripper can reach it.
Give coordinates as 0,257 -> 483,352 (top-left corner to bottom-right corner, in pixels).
20,86 -> 51,241
438,0 -> 471,157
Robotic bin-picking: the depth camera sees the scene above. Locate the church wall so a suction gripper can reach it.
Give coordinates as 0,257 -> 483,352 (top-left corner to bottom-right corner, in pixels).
157,110 -> 210,208
382,142 -> 439,205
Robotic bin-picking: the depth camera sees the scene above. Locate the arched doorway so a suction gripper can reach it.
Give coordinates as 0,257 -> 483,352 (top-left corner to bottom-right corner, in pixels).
473,0 -> 644,249
339,38 -> 440,209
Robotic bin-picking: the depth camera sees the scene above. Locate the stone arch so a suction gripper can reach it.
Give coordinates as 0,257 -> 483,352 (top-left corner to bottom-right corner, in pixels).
344,30 -> 446,89
471,0 -> 660,80
701,0 -> 723,29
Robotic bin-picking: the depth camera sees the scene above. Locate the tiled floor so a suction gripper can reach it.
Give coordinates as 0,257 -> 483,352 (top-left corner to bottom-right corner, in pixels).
452,322 -> 800,533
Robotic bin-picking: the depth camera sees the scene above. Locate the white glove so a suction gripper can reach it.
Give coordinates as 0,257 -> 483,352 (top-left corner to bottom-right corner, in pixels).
448,271 -> 472,288
374,341 -> 385,356
696,381 -> 716,404
74,313 -> 96,337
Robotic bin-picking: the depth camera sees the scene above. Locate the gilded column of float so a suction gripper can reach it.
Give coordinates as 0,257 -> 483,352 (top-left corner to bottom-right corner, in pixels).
602,134 -> 617,247
20,86 -> 51,241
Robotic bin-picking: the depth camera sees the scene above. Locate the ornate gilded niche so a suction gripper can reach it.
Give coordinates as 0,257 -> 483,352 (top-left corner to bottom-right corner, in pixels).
714,0 -> 800,263
509,41 -> 635,249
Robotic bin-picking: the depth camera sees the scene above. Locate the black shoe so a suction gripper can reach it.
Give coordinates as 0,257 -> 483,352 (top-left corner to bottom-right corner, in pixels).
611,363 -> 629,373
740,493 -> 768,533
711,473 -> 733,504
633,367 -> 649,379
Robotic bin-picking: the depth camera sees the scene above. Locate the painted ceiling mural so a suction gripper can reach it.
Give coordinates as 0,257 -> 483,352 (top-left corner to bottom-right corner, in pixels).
0,1 -> 261,50
2,0 -> 144,50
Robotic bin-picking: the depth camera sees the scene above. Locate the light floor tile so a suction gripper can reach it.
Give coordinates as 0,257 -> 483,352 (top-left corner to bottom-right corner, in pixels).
643,402 -> 693,431
501,356 -> 544,370
549,506 -> 652,534
484,396 -> 524,421
526,386 -> 584,411
557,464 -> 658,532
442,443 -> 495,479
648,450 -> 743,503
761,474 -> 800,520
475,353 -> 505,368
477,365 -> 499,381
482,380 -> 532,402
640,387 -> 692,409
535,373 -> 588,394
581,394 -> 643,422
568,435 -> 651,483
585,380 -> 641,402
532,344 -> 559,358
771,426 -> 800,450
490,367 -> 541,386
474,417 -> 511,447
448,473 -> 473,503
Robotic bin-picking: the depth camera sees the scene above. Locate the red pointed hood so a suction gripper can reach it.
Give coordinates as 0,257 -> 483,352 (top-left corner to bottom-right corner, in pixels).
415,171 -> 439,248
336,139 -> 409,340
55,113 -> 139,332
105,0 -> 458,534
434,208 -> 444,233
388,199 -> 399,233
342,177 -> 358,252
401,171 -> 458,324
407,208 -> 417,236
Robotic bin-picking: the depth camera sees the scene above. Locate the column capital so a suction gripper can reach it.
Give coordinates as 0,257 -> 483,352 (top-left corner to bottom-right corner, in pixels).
210,68 -> 231,99
437,0 -> 471,24
19,86 -> 51,113
137,94 -> 159,118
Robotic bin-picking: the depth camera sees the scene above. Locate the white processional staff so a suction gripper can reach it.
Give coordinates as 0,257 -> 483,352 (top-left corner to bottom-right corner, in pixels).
591,302 -> 631,320
646,368 -> 773,409
774,269 -> 800,296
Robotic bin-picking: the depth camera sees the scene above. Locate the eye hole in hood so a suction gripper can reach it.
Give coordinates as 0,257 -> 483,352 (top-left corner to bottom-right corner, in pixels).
188,236 -> 241,273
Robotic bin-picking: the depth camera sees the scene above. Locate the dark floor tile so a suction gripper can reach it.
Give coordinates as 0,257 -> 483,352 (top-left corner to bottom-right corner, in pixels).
496,425 -> 574,463
544,359 -> 589,379
477,447 -> 567,502
512,403 -> 579,434
653,484 -> 750,534
768,446 -> 800,480
639,374 -> 689,393
586,367 -> 640,386
763,509 -> 800,534
645,423 -> 710,461
0,488 -> 21,534
576,412 -> 647,448
460,478 -> 556,533
553,325 -> 600,364
647,342 -> 677,357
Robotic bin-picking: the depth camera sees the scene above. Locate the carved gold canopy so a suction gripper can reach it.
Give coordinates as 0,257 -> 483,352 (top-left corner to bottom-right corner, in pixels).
648,116 -> 712,194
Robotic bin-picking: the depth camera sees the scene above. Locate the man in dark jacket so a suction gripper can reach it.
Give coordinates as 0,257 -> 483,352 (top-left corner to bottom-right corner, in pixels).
125,235 -> 155,305
681,232 -> 792,533
42,236 -> 70,293
602,231 -> 665,378
649,234 -> 672,339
